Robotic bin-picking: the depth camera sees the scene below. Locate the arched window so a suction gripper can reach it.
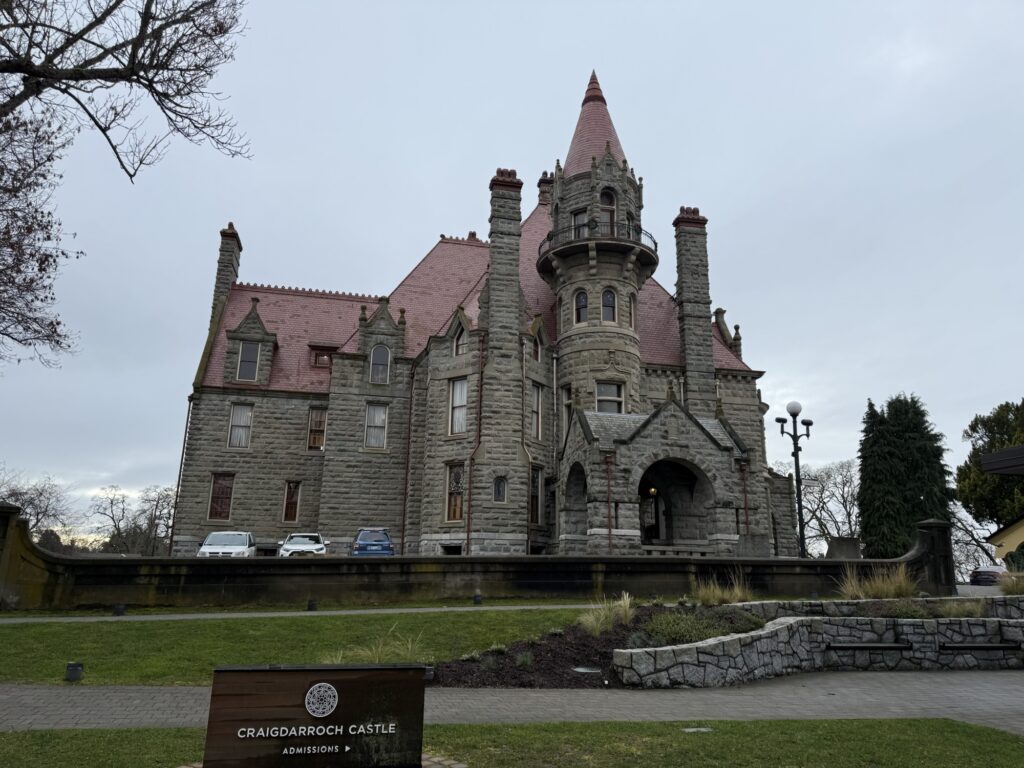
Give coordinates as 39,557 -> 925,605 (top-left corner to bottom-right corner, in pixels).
369,345 -> 390,384
600,189 -> 615,234
453,325 -> 468,356
602,289 -> 616,322
574,291 -> 588,324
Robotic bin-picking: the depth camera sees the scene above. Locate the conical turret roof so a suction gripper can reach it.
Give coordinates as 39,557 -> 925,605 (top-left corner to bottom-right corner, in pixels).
563,71 -> 627,177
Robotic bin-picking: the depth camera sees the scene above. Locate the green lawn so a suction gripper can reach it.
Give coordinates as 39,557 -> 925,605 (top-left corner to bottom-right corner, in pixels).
0,609 -> 581,685
2,720 -> 1021,768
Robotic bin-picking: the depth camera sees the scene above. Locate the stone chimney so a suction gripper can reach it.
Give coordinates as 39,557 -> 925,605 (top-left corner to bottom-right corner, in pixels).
674,206 -> 716,417
212,222 -> 242,324
537,171 -> 553,205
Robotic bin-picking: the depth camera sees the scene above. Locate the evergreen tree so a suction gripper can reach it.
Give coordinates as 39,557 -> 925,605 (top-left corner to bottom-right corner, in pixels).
955,399 -> 1024,528
857,395 -> 952,558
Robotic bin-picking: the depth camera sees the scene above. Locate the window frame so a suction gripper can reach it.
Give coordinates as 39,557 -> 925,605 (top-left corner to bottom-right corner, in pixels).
531,382 -> 542,439
574,290 -> 588,324
602,289 -> 617,323
307,407 -> 327,451
227,403 -> 253,449
446,463 -> 465,522
453,325 -> 468,356
208,473 -> 235,521
599,189 -> 615,233
572,209 -> 588,239
310,349 -> 332,368
364,402 -> 388,449
282,480 -> 301,523
369,344 -> 390,384
630,294 -> 637,329
493,476 -> 507,503
529,466 -> 542,525
596,381 -> 624,414
236,341 -> 260,381
449,377 -> 468,435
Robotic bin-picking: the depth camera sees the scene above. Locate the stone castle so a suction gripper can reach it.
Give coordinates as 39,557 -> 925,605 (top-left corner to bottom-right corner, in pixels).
170,73 -> 797,558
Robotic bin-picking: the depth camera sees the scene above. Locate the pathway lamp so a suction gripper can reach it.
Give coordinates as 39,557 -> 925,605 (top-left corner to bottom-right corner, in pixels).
776,400 -> 813,559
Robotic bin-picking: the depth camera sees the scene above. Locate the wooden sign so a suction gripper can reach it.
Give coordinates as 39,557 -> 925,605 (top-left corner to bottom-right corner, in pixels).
202,665 -> 426,767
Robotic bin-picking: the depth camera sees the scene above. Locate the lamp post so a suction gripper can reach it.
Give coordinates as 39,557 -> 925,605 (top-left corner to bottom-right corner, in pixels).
776,401 -> 813,559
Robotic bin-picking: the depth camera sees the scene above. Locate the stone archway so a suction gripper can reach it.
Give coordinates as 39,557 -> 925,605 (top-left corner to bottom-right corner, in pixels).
637,459 -> 714,545
562,463 -> 589,538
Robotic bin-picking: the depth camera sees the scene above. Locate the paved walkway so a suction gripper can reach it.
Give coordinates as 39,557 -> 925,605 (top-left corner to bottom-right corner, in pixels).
2,671 -> 1022,736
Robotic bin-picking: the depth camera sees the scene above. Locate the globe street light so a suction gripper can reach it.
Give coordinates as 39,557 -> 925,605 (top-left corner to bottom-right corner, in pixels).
775,400 -> 813,559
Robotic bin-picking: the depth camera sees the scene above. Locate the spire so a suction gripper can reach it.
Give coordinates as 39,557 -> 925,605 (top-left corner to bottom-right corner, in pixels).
563,71 -> 626,177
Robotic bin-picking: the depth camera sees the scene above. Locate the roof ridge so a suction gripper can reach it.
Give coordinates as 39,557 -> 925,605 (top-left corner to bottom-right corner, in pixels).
439,232 -> 490,246
234,282 -> 381,301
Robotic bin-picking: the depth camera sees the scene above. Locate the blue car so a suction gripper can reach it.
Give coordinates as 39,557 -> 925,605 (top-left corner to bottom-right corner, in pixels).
350,527 -> 395,556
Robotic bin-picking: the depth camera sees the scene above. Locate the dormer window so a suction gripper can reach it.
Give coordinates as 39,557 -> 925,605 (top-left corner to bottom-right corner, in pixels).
237,341 -> 260,381
369,344 -> 390,384
600,189 -> 615,234
602,289 -> 617,322
453,325 -> 468,356
574,291 -> 588,324
311,350 -> 332,368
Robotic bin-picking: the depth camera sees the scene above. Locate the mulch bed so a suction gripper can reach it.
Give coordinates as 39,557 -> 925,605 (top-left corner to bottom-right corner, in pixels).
431,605 -> 663,689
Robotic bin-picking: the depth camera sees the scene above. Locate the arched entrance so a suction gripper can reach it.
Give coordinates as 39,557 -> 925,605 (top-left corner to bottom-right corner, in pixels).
562,463 -> 588,537
637,459 -> 713,545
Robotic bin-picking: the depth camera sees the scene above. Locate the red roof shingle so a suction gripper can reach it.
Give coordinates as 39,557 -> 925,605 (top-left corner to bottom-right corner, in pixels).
563,72 -> 627,177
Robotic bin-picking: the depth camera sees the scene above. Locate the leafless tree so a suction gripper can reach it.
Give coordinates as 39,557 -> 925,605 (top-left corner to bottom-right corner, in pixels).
89,484 -> 132,552
949,502 -> 998,581
775,459 -> 860,556
0,463 -> 72,533
0,0 -> 248,364
89,483 -> 175,554
135,484 -> 174,555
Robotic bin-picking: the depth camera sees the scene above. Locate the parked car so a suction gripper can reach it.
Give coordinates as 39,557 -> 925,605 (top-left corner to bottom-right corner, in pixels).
277,532 -> 331,557
350,527 -> 395,556
197,531 -> 256,558
969,565 -> 1008,585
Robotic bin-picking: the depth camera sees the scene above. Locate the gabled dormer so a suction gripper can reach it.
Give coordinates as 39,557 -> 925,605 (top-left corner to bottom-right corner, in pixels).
224,297 -> 277,386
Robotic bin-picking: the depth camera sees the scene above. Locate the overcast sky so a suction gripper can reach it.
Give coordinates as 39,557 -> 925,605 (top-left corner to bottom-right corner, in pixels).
2,1 -> 1022,516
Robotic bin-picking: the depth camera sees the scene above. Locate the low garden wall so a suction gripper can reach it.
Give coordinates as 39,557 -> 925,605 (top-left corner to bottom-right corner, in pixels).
0,502 -> 957,610
614,597 -> 1024,688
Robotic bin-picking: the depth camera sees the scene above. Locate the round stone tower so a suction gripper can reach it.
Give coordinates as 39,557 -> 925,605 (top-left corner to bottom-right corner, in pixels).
536,73 -> 658,416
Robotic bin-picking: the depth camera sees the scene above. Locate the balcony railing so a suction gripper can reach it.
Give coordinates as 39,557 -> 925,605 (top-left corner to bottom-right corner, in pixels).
538,221 -> 658,258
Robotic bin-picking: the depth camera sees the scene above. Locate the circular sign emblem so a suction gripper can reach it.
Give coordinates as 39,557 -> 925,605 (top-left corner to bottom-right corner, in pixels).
304,682 -> 339,718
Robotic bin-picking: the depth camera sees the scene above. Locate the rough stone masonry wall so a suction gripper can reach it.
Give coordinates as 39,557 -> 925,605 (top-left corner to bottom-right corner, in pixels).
614,596 -> 1024,688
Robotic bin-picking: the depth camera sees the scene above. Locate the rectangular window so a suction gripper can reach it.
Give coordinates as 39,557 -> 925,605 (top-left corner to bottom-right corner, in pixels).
596,382 -> 624,413
572,210 -> 588,239
307,408 -> 327,450
449,378 -> 467,435
208,474 -> 234,520
364,403 -> 388,448
237,341 -> 260,381
447,463 -> 465,522
529,467 -> 542,525
531,383 -> 542,439
562,386 -> 573,439
311,350 -> 332,368
283,480 -> 301,522
228,404 -> 253,448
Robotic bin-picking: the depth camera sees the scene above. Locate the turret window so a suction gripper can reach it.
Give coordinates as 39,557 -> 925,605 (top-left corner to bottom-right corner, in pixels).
369,344 -> 390,384
600,189 -> 615,233
602,289 -> 617,322
630,294 -> 637,329
572,210 -> 588,239
574,291 -> 588,324
596,382 -> 624,414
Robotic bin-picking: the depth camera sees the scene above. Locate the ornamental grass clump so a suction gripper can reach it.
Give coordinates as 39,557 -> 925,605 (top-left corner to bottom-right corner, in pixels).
692,570 -> 753,605
932,599 -> 985,619
1000,573 -> 1024,596
324,623 -> 429,664
577,592 -> 635,637
838,563 -> 917,600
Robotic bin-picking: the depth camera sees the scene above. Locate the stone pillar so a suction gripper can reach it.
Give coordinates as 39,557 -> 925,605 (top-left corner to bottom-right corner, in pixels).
674,207 -> 716,417
212,222 -> 242,324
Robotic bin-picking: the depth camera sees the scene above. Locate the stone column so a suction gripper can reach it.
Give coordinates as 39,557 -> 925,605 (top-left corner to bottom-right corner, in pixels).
674,206 -> 716,417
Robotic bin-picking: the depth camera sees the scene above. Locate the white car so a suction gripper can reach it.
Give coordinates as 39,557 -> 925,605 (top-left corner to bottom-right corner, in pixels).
277,532 -> 331,557
197,531 -> 256,558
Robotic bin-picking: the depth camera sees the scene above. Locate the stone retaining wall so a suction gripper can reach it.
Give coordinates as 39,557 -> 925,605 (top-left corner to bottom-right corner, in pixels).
736,595 -> 1024,621
614,609 -> 1024,688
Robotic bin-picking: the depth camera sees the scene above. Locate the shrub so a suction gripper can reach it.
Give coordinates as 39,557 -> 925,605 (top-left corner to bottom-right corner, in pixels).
514,651 -> 534,669
838,563 -> 917,600
643,612 -> 723,646
700,605 -> 765,634
1000,573 -> 1024,596
627,631 -> 653,649
487,644 -> 507,655
932,599 -> 985,618
692,570 -> 753,605
864,599 -> 931,620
